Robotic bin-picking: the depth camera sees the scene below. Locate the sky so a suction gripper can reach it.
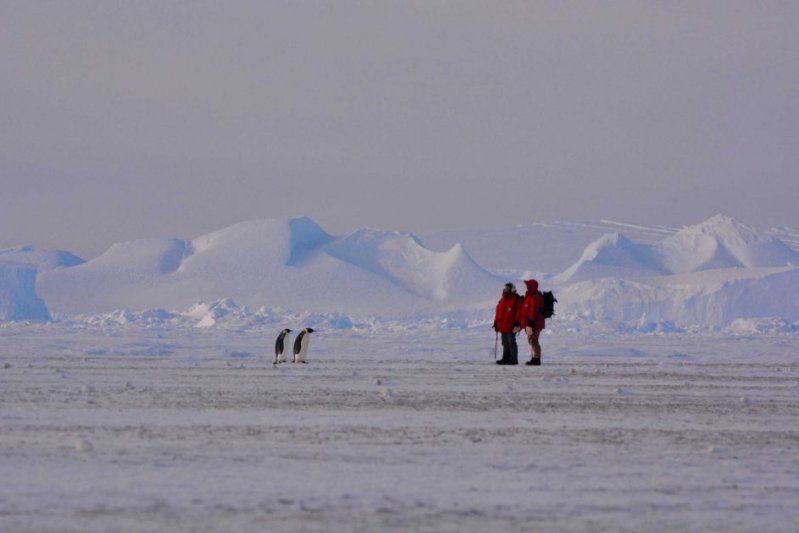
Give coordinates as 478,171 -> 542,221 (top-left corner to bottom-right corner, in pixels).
2,1 -> 798,258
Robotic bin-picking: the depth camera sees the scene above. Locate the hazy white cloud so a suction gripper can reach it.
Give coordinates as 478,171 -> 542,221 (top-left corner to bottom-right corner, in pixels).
2,1 -> 798,256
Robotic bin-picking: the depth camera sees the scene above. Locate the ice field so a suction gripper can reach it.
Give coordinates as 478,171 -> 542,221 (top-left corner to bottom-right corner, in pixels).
2,215 -> 799,530
2,323 -> 798,532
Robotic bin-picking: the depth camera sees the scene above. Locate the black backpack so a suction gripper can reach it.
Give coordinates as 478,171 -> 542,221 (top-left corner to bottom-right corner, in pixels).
541,291 -> 557,319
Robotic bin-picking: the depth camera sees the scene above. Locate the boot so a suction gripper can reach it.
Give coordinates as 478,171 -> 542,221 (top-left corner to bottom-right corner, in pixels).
525,358 -> 541,366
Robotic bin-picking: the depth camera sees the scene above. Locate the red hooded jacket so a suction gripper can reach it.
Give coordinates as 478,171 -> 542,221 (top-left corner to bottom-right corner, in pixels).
519,279 -> 546,330
494,293 -> 521,333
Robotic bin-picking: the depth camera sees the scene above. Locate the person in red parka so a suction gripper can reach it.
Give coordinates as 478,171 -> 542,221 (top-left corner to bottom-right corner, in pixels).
520,279 -> 545,366
493,282 -> 522,365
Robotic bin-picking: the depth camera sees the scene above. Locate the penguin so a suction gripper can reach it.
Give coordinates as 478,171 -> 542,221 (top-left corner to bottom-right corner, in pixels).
292,328 -> 315,363
274,329 -> 291,365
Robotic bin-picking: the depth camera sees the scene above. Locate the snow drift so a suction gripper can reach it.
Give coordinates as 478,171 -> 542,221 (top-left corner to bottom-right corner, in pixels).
0,245 -> 85,272
0,263 -> 51,321
554,216 -> 799,327
39,217 -> 500,316
653,214 -> 799,273
558,215 -> 799,283
11,213 -> 799,328
557,267 -> 799,327
325,229 -> 494,301
555,232 -> 665,282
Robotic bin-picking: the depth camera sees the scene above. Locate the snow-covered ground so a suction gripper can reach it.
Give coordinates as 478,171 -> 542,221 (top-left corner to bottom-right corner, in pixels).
2,215 -> 798,531
2,322 -> 798,532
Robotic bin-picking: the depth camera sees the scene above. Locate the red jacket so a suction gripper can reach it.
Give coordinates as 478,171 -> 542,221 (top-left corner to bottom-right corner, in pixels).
520,280 -> 546,330
494,294 -> 521,333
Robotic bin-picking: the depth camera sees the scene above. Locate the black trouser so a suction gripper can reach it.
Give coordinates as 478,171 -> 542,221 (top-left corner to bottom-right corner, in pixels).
500,332 -> 518,364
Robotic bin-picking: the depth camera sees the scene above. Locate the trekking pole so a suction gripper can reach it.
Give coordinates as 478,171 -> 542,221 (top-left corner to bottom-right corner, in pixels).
493,331 -> 498,360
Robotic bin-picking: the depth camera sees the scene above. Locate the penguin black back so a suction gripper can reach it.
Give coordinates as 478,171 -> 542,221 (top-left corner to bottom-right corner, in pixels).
274,329 -> 292,365
292,329 -> 306,354
275,328 -> 291,356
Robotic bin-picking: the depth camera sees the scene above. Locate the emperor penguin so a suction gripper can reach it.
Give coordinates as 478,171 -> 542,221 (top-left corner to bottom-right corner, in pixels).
292,328 -> 315,363
274,329 -> 291,365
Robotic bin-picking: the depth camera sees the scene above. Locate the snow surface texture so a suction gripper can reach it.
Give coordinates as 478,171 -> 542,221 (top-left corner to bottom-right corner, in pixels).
1,214 -> 798,328
1,324 -> 797,532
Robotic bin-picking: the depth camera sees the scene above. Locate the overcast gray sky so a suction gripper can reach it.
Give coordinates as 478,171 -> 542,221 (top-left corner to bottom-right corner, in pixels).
2,1 -> 798,258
